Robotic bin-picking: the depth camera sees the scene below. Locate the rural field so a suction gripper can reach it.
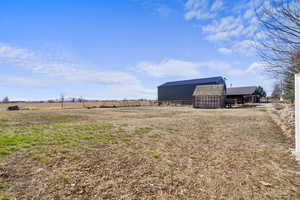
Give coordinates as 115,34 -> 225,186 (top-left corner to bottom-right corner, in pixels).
0,101 -> 156,111
0,105 -> 300,199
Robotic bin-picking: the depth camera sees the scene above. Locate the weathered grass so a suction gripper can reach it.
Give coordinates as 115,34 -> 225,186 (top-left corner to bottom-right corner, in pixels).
0,107 -> 299,199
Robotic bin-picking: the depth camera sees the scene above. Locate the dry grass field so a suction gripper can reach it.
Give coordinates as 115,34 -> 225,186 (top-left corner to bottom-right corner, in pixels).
0,101 -> 156,111
0,105 -> 299,199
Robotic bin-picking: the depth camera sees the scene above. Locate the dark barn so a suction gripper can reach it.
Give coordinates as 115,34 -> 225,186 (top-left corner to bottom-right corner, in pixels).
158,76 -> 226,104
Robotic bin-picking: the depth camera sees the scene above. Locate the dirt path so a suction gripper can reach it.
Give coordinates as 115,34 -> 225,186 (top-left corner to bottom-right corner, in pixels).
0,107 -> 299,199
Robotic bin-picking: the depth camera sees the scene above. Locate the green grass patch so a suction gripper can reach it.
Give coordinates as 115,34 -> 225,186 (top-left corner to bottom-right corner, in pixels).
0,112 -> 153,159
0,121 -> 114,156
0,194 -> 12,200
0,133 -> 38,155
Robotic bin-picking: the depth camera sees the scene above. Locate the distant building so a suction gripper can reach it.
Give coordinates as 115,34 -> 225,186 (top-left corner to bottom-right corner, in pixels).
193,84 -> 226,108
158,76 -> 226,104
226,86 -> 258,103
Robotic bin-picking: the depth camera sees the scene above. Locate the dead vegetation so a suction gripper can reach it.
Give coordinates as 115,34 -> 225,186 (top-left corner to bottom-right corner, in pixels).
0,106 -> 299,199
269,103 -> 295,144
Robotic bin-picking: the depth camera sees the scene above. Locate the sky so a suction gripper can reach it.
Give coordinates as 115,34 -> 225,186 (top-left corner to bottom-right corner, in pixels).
0,0 -> 274,101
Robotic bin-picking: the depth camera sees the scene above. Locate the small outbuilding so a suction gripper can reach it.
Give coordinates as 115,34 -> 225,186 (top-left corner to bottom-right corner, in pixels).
192,84 -> 226,108
226,86 -> 258,104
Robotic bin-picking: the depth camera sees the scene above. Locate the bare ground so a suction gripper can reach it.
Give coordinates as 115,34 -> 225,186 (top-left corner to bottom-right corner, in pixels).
0,106 -> 300,199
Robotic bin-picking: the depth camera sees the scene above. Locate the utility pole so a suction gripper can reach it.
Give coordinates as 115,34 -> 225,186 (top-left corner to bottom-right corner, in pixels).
60,94 -> 65,109
280,80 -> 284,101
295,73 -> 300,161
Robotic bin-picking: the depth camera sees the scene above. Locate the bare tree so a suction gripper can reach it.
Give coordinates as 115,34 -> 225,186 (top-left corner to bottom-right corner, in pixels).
256,0 -> 300,74
256,0 -> 300,100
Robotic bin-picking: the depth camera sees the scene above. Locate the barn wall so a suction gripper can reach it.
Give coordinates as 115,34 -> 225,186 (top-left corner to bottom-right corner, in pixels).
158,84 -> 197,104
193,95 -> 225,108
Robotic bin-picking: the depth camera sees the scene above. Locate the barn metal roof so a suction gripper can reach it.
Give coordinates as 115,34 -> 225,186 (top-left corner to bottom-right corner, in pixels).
227,86 -> 257,95
193,84 -> 225,96
159,76 -> 225,87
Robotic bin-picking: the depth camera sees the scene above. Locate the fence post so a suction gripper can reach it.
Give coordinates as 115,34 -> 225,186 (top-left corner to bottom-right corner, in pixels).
295,73 -> 300,160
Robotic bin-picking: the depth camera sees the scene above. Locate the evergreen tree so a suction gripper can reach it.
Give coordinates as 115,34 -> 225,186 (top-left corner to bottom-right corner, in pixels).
2,96 -> 9,103
254,86 -> 266,98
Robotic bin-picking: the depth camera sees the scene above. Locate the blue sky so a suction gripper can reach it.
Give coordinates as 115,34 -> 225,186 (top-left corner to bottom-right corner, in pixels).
0,0 -> 273,100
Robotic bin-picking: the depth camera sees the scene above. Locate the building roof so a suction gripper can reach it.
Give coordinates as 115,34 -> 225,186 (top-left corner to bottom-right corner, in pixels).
158,76 -> 225,87
193,84 -> 225,96
226,86 -> 257,95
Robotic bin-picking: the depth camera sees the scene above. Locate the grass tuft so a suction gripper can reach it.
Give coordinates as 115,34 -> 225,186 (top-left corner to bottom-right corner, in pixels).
147,151 -> 160,159
0,183 -> 8,189
134,127 -> 152,135
58,175 -> 71,184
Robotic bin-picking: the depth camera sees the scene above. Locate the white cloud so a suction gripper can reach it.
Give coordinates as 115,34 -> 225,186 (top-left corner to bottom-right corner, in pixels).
200,60 -> 246,76
206,26 -> 245,41
246,61 -> 274,95
246,62 -> 267,73
243,8 -> 254,19
217,47 -> 233,55
136,59 -> 201,78
0,76 -> 50,88
256,31 -> 267,40
184,0 -> 223,20
188,0 -> 266,45
202,16 -> 245,41
211,0 -> 224,12
217,40 -> 258,57
0,43 -> 154,99
0,43 -> 135,85
136,58 -> 250,78
202,16 -> 239,32
233,40 -> 257,56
